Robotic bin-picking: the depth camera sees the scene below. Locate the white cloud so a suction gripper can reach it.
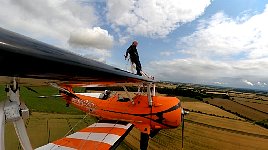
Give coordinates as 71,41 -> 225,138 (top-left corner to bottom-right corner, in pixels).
214,82 -> 225,85
0,0 -> 96,42
160,51 -> 175,56
257,81 -> 267,87
106,0 -> 212,37
0,0 -> 113,61
149,5 -> 268,89
83,49 -> 112,63
68,27 -> 114,49
242,80 -> 254,86
150,58 -> 229,83
118,35 -> 131,45
178,5 -> 268,59
149,58 -> 268,88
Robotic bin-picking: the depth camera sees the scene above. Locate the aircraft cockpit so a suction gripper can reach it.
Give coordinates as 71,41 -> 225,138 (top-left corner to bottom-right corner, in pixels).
99,90 -> 111,100
117,95 -> 130,102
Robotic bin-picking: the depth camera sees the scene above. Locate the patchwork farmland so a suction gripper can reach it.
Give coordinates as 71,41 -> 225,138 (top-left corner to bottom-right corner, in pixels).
205,98 -> 268,121
2,86 -> 268,149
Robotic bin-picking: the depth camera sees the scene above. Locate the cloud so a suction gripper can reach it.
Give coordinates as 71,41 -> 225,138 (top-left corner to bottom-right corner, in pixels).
257,81 -> 267,87
214,82 -> 226,85
178,5 -> 268,59
68,27 -> 114,49
242,80 -> 254,86
149,58 -> 268,88
0,0 -> 96,42
160,51 -> 175,56
147,5 -> 268,89
0,0 -> 113,61
118,36 -> 130,45
106,0 -> 212,37
150,58 -> 229,83
83,49 -> 112,63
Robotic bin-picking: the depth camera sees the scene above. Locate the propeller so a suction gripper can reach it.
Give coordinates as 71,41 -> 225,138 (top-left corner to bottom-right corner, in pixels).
24,86 -> 62,98
25,86 -> 39,94
181,108 -> 189,150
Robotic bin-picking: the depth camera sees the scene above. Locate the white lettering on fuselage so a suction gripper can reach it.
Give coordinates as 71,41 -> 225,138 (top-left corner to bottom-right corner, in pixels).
71,98 -> 95,113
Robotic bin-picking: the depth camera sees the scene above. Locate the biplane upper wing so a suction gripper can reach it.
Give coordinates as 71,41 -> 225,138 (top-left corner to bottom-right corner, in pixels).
0,27 -> 153,86
36,121 -> 133,150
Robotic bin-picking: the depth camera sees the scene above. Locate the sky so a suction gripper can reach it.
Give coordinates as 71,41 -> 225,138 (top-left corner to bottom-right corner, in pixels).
1,0 -> 268,90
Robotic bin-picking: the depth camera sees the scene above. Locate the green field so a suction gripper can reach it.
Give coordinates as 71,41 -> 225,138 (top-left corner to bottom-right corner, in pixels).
5,112 -> 96,149
1,85 -> 93,149
2,86 -> 268,149
1,85 -> 85,114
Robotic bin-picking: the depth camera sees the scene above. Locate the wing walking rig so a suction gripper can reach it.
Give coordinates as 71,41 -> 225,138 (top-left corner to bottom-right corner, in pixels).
0,27 -> 188,150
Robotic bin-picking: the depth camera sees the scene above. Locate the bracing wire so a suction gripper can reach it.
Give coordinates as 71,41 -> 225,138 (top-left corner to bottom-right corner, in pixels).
64,113 -> 89,137
49,113 -> 90,150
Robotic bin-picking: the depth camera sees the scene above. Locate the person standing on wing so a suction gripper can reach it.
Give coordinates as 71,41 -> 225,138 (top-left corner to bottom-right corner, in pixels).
125,41 -> 142,76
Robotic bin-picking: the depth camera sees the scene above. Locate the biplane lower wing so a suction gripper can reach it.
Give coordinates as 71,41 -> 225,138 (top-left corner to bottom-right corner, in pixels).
36,121 -> 133,150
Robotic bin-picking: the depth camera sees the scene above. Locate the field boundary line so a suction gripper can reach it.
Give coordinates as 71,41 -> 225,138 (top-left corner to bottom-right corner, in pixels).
234,99 -> 268,105
185,119 -> 268,139
184,108 -> 246,122
231,100 -> 268,115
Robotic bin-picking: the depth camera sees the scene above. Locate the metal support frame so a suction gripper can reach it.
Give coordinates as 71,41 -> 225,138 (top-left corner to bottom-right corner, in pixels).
147,84 -> 153,107
0,78 -> 33,150
145,83 -> 155,107
152,83 -> 156,96
137,84 -> 141,94
130,62 -> 135,73
137,83 -> 146,95
0,101 -> 5,150
122,86 -> 134,104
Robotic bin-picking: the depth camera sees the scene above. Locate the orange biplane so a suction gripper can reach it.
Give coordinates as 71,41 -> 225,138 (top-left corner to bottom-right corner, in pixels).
0,27 -> 188,150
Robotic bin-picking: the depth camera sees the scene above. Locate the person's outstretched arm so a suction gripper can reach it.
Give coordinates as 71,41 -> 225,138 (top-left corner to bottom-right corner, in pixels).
125,46 -> 131,59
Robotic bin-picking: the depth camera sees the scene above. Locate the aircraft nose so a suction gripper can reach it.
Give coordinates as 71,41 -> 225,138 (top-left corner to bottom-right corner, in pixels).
163,99 -> 183,127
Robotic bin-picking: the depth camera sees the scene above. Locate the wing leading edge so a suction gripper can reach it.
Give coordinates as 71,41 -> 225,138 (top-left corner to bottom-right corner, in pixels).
0,27 -> 153,85
36,121 -> 133,150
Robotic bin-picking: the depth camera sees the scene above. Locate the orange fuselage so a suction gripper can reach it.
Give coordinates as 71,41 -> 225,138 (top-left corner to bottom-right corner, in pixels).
65,93 -> 182,134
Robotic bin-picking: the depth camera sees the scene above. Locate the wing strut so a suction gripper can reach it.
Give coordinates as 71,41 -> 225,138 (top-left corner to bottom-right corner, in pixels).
1,78 -> 32,150
122,85 -> 134,104
0,101 -> 5,150
147,83 -> 153,106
